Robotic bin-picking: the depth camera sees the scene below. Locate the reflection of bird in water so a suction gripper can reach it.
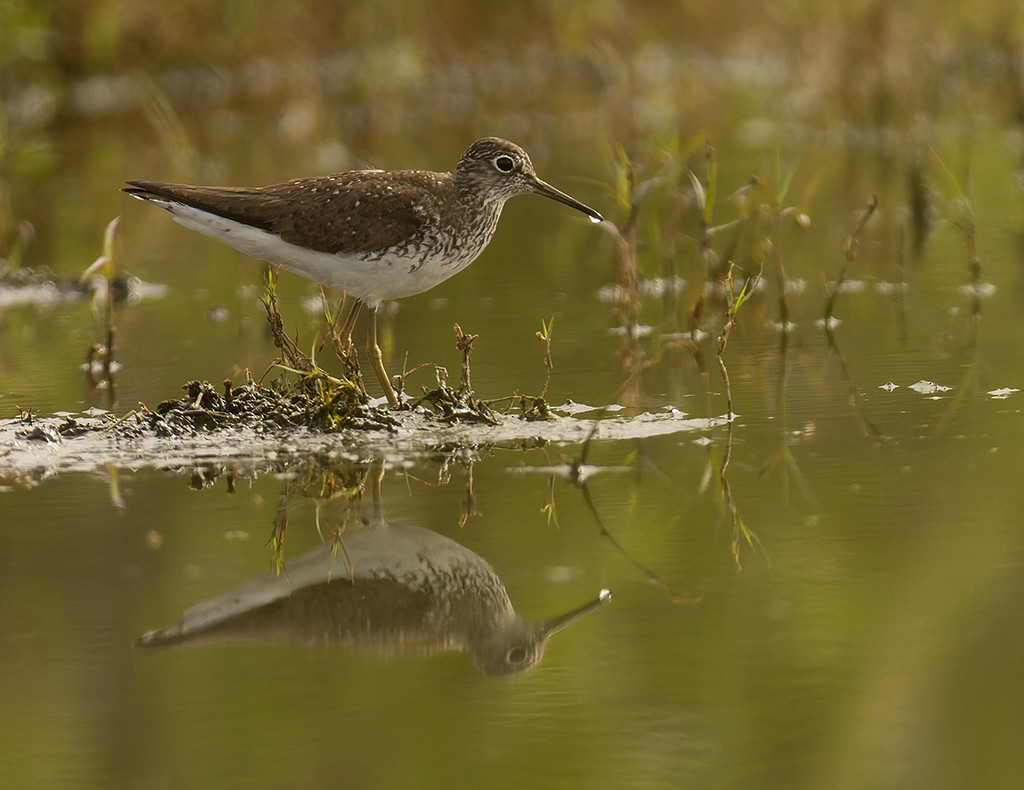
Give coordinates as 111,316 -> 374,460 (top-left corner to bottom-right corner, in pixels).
138,517 -> 611,675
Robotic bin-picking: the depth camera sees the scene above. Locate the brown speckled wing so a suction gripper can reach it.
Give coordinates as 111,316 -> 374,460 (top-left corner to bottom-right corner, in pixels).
124,169 -> 452,255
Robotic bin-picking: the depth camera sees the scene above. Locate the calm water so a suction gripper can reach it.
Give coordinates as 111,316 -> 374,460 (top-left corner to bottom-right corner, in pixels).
4,6 -> 1024,789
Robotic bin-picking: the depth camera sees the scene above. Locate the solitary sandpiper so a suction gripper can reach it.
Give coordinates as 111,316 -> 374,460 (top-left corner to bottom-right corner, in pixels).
124,138 -> 603,407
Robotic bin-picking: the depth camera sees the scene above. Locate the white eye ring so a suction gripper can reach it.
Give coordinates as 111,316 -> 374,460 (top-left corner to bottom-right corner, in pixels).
494,155 -> 516,173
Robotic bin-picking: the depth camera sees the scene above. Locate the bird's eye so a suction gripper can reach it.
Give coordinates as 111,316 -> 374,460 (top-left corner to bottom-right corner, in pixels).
506,645 -> 529,666
494,155 -> 516,173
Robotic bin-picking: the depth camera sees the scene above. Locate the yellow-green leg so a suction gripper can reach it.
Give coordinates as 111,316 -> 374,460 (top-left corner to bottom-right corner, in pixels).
366,305 -> 399,408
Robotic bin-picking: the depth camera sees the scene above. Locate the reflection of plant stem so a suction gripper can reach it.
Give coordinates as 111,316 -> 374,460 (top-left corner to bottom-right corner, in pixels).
106,465 -> 126,509
566,421 -> 700,598
774,301 -> 790,493
934,185 -> 983,436
719,420 -> 766,570
264,457 -> 373,576
541,474 -> 560,528
963,214 -> 982,355
458,460 -> 479,528
894,222 -> 908,347
578,478 -> 700,604
270,492 -> 289,576
759,320 -> 819,510
328,534 -> 355,583
824,196 -> 882,438
762,311 -> 793,501
934,363 -> 977,437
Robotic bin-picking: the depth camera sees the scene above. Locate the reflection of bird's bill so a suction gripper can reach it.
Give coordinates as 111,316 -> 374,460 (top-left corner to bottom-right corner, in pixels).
531,177 -> 604,223
539,588 -> 613,639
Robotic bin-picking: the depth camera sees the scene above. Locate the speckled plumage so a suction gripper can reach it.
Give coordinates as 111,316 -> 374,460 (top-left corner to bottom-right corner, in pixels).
124,138 -> 601,304
124,137 -> 603,407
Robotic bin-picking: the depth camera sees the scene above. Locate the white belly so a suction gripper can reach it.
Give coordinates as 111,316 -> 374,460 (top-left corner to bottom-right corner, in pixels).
166,203 -> 492,307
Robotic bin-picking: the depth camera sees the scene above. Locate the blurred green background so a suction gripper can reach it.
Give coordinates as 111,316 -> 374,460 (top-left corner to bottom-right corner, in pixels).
3,3 -> 1024,790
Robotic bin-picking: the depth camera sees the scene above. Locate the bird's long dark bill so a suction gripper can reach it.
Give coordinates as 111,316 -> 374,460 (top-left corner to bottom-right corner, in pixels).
539,588 -> 613,639
532,178 -> 604,223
